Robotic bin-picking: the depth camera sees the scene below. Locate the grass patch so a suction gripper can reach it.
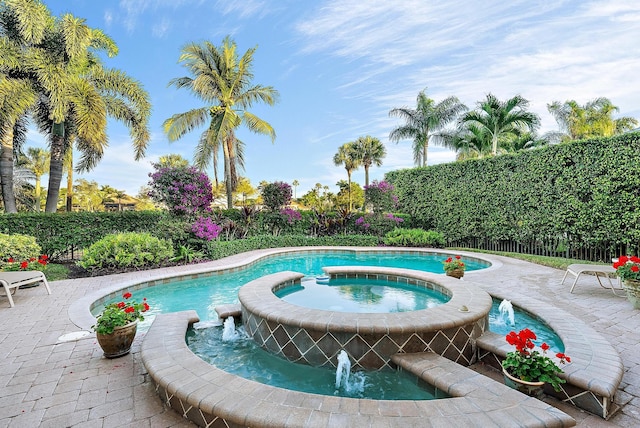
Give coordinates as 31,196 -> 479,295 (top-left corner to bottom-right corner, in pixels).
448,248 -> 605,270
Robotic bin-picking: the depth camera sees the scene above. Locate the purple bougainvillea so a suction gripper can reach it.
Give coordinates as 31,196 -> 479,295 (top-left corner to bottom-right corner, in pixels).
148,166 -> 213,215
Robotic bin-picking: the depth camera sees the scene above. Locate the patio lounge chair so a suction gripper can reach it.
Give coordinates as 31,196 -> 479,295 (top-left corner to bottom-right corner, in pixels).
0,271 -> 51,308
561,263 -> 622,294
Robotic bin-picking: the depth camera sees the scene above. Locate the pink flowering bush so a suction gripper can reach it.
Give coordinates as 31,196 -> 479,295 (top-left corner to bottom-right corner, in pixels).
191,216 -> 222,241
148,166 -> 213,215
364,180 -> 398,214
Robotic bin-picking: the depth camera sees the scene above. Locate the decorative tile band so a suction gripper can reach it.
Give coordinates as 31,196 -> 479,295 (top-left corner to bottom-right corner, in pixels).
239,267 -> 493,370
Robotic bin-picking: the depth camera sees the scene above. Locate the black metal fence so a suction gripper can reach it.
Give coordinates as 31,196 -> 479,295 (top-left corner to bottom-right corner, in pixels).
448,237 -> 631,263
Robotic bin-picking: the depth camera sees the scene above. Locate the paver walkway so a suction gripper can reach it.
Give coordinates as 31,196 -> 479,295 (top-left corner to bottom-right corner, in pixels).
1,249 -> 639,427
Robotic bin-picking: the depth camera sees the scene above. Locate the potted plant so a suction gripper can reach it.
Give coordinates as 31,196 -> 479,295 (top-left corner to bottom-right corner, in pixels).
92,291 -> 149,358
443,255 -> 465,278
501,328 -> 571,396
613,255 -> 640,309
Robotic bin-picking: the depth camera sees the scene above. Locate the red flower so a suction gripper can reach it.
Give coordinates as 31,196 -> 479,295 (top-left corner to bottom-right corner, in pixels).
40,255 -> 48,261
123,292 -> 132,299
29,257 -> 36,262
445,257 -> 452,263
8,257 -> 14,263
20,261 -> 28,269
541,342 -> 550,351
117,302 -> 126,309
143,302 -> 150,312
632,265 -> 639,273
455,255 -> 461,259
124,306 -> 135,313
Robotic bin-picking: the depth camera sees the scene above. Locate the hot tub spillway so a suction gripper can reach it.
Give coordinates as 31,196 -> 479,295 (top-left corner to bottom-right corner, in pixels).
238,269 -> 493,370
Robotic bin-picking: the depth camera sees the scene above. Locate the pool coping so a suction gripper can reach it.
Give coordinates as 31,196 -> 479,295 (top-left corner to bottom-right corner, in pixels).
142,309 -> 575,427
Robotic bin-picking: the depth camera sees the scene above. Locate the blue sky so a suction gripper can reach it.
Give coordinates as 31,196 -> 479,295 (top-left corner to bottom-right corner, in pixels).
31,0 -> 640,198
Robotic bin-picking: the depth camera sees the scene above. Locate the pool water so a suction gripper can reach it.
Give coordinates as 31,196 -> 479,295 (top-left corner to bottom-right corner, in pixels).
489,299 -> 565,352
186,322 -> 444,400
276,277 -> 450,313
96,250 -> 488,330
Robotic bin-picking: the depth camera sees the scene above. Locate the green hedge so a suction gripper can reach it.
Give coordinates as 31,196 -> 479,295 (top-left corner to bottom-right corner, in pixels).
0,211 -> 168,260
386,132 -> 640,250
204,234 -> 381,260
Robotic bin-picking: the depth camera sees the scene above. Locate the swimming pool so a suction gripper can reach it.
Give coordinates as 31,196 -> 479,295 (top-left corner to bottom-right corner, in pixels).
93,249 -> 489,330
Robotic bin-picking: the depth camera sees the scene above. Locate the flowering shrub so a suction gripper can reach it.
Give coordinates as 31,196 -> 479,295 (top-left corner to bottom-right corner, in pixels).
613,255 -> 640,281
148,166 -> 213,215
355,216 -> 370,230
442,255 -> 465,273
502,328 -> 571,391
191,216 -> 222,241
92,292 -> 150,335
262,181 -> 292,211
2,255 -> 48,271
280,208 -> 301,224
0,233 -> 41,269
364,180 -> 398,213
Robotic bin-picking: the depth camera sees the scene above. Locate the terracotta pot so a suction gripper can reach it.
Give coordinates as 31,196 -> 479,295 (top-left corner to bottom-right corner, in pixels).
502,367 -> 545,398
96,321 -> 138,358
445,268 -> 464,279
623,279 -> 640,309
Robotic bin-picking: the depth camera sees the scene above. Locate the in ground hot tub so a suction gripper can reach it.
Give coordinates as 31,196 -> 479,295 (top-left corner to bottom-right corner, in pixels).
239,266 -> 493,370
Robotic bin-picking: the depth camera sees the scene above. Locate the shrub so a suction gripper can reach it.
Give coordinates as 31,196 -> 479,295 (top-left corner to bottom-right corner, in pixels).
0,233 -> 42,268
383,228 -> 445,247
191,216 -> 222,241
78,232 -> 174,271
203,234 -> 380,260
148,166 -> 213,215
261,181 -> 292,211
364,180 -> 398,213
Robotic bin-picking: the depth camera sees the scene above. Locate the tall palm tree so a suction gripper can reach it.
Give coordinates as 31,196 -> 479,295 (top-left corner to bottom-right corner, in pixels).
20,146 -> 48,211
461,93 -> 540,156
547,97 -> 638,142
441,123 -> 492,161
333,142 -> 360,211
389,89 -> 467,167
3,0 -> 151,212
164,36 -> 279,209
352,135 -> 386,188
292,179 -> 299,200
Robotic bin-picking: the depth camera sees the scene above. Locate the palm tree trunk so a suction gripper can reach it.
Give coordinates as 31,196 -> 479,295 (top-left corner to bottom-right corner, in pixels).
347,172 -> 352,212
423,144 -> 428,167
222,137 -> 233,209
65,151 -> 73,212
364,164 -> 370,188
45,127 -> 65,212
0,125 -> 17,213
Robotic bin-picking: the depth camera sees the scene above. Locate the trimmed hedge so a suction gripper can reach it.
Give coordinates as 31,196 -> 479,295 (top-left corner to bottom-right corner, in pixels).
0,211 -> 168,260
386,132 -> 640,250
204,234 -> 381,260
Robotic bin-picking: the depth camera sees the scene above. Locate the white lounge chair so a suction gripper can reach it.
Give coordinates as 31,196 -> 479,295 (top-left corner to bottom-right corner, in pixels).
0,271 -> 51,308
561,263 -> 622,294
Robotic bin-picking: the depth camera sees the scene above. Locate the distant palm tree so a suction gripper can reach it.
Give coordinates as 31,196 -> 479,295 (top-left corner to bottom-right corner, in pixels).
547,97 -> 638,142
352,135 -> 386,188
333,142 -> 360,211
389,90 -> 467,167
461,94 -> 540,156
21,147 -> 49,211
1,0 -> 151,212
292,179 -> 299,200
441,123 -> 492,160
164,36 -> 279,209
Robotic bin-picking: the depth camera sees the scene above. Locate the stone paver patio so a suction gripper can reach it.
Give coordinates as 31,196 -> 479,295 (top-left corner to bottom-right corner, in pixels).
1,248 -> 640,427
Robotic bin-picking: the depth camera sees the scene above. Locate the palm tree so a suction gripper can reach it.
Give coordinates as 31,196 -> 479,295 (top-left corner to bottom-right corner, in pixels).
461,94 -> 540,156
164,36 -> 279,209
333,142 -> 360,211
441,123 -> 492,160
2,0 -> 151,212
547,97 -> 638,142
389,89 -> 467,167
352,135 -> 386,188
20,146 -> 49,211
